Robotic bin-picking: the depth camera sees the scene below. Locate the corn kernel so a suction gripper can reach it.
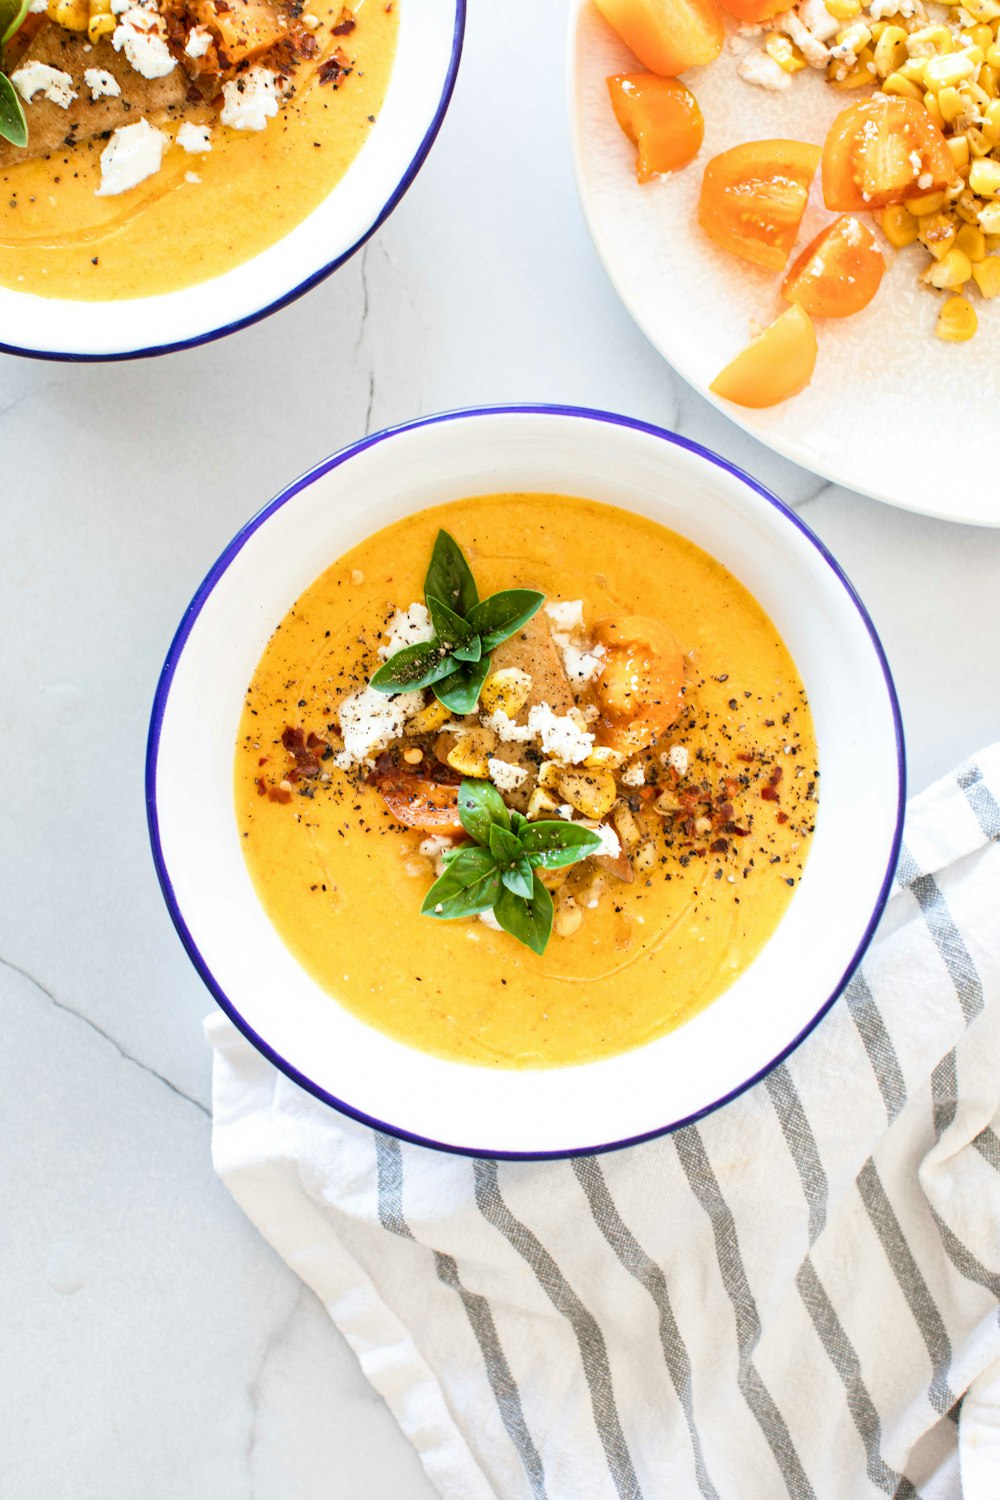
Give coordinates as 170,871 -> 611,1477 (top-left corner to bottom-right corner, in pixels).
987,232 -> 1000,249
526,787 -> 559,820
979,199 -> 1000,231
536,760 -> 565,789
918,210 -> 958,256
552,897 -> 583,939
937,84 -> 967,121
955,221 -> 988,258
445,729 -> 496,779
480,667 -> 532,720
947,134 -> 972,171
881,204 -> 920,244
970,156 -> 1000,193
825,0 -> 861,18
765,32 -> 807,71
955,187 -> 983,222
830,47 -> 876,86
874,23 -> 908,74
907,25 -> 954,57
935,293 -> 978,338
971,254 -> 1000,293
987,42 -> 1000,65
408,697 -> 453,735
87,10 -> 114,36
971,22 -> 995,48
611,803 -> 642,851
979,62 -> 1000,95
925,246 -> 973,285
583,746 -> 625,771
836,20 -> 872,50
49,0 -> 89,26
556,768 -> 617,821
906,189 -> 949,215
961,0 -> 1000,21
883,69 -> 924,98
924,51 -> 978,87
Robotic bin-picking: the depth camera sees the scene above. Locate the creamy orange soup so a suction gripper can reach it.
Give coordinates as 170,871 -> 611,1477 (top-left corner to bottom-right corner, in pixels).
235,493 -> 818,1068
0,0 -> 396,300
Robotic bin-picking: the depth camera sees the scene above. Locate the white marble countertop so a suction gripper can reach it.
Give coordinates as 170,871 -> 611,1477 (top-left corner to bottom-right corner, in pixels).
3,4 -> 999,1495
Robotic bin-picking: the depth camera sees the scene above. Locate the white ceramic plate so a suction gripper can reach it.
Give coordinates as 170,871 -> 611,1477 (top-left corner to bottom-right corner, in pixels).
1,0 -> 464,360
147,405 -> 904,1158
570,1 -> 1000,526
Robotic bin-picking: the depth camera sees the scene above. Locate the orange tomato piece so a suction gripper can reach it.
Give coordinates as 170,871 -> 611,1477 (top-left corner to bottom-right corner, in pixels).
594,0 -> 724,77
821,97 -> 954,211
709,304 -> 818,408
199,0 -> 286,63
782,215 -> 884,317
371,767 -> 465,835
717,0 -> 794,20
593,616 -> 686,755
698,140 -> 822,271
607,74 -> 704,182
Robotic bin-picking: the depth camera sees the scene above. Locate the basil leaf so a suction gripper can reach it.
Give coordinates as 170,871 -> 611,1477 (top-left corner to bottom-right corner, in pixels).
450,636 -> 482,664
467,590 -> 545,653
434,654 -> 491,716
509,810 -> 527,837
0,0 -> 28,44
369,639 -> 453,694
488,823 -> 523,864
421,847 -> 502,920
521,820 -> 604,869
501,856 -> 535,900
0,72 -> 26,149
458,778 -> 510,845
425,530 -> 478,618
494,874 -> 553,955
426,594 -> 476,653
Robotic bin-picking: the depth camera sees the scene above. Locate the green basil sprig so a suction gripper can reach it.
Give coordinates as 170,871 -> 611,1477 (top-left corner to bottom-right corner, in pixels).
421,779 -> 603,954
0,0 -> 30,150
369,530 -> 544,716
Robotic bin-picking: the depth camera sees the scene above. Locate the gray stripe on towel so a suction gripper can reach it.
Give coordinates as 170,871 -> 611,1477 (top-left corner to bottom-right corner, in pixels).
856,1160 -> 957,1414
673,1127 -> 817,1500
766,1068 -> 916,1496
845,973 -> 908,1124
971,1127 -> 1000,1174
473,1158 -> 643,1500
572,1156 -> 720,1500
957,763 -> 1000,840
926,1055 -> 1000,1300
374,1135 -> 548,1500
899,841 -> 983,1024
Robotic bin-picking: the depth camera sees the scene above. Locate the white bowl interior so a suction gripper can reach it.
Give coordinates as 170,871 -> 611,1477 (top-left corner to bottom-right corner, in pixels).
152,409 -> 902,1155
1,0 -> 461,358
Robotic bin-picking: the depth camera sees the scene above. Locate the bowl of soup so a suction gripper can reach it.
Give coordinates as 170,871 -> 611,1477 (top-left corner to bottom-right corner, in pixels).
147,404 -> 904,1157
0,0 -> 463,358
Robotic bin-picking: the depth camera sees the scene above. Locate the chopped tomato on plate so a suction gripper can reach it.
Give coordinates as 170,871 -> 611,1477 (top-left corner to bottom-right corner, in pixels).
782,215 -> 885,317
821,97 -> 954,211
594,0 -> 724,77
710,304 -> 818,408
698,139 -> 822,271
607,74 -> 704,181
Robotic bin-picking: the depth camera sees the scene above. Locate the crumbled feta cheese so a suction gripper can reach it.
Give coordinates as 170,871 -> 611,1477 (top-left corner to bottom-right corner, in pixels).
11,62 -> 77,109
95,118 -> 167,197
666,744 -> 689,776
589,822 -> 622,861
917,171 -> 933,190
562,643 -> 605,684
112,5 -> 176,80
870,0 -> 916,17
184,24 -> 213,57
841,215 -> 864,245
184,171 -> 201,184
418,834 -> 453,858
176,121 -> 212,154
478,908 -> 503,930
621,762 -> 646,788
379,602 -> 434,659
482,709 -> 535,744
778,10 -> 831,66
527,704 -> 594,765
796,0 -> 839,42
737,50 -> 793,89
84,67 -> 121,100
28,0 -> 48,12
337,686 -> 424,765
487,758 -> 528,794
221,67 -> 279,131
544,600 -> 585,637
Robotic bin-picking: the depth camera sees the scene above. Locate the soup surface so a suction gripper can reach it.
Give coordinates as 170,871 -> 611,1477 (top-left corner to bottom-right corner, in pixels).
0,0 -> 397,300
235,493 -> 818,1068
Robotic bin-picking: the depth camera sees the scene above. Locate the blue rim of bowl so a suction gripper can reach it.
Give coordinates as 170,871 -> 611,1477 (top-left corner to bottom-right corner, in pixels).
146,403 -> 907,1160
0,2 -> 466,364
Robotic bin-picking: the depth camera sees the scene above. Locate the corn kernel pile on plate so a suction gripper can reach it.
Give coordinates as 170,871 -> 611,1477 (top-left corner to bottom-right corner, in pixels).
570,0 -> 1000,525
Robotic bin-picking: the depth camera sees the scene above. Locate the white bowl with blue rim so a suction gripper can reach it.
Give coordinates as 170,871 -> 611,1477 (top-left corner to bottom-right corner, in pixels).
147,405 -> 905,1159
1,0 -> 464,361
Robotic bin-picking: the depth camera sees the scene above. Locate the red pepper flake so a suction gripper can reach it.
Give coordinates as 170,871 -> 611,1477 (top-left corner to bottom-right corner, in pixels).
257,756 -> 269,767
268,786 -> 292,804
760,784 -> 779,802
256,776 -> 267,797
736,752 -> 755,764
282,724 -> 327,777
770,765 -> 784,787
332,5 -> 356,33
319,46 -> 351,84
776,811 -> 789,825
710,837 -> 729,853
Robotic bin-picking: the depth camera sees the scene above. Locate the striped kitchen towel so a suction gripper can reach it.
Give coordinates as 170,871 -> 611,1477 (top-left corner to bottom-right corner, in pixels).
208,745 -> 1000,1500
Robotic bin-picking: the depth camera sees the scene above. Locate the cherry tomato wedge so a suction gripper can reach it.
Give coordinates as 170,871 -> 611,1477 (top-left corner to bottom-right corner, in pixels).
821,97 -> 954,211
717,0 -> 795,21
370,766 -> 464,835
607,74 -> 704,182
594,0 -> 724,77
698,139 -> 822,271
782,214 -> 884,317
710,304 -> 818,409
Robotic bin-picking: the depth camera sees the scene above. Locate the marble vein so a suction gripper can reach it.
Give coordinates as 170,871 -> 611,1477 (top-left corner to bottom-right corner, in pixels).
0,952 -> 210,1117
